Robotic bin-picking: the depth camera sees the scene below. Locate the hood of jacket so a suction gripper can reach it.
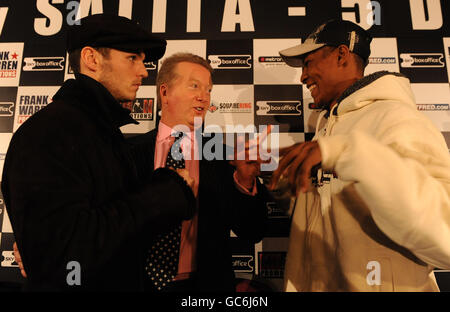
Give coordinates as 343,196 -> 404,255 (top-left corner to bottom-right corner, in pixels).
336,71 -> 416,116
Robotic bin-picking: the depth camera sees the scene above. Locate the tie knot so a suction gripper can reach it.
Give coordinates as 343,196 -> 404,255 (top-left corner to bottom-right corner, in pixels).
173,131 -> 184,141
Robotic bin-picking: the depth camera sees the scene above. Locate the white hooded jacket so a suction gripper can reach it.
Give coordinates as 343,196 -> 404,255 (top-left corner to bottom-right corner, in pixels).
284,71 -> 450,291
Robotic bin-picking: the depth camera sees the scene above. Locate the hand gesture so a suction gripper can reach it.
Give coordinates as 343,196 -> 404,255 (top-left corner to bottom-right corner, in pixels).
230,126 -> 273,190
269,141 -> 322,195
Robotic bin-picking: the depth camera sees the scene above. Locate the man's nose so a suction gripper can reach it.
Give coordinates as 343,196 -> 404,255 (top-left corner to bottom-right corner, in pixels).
138,61 -> 149,78
300,69 -> 307,84
197,88 -> 210,102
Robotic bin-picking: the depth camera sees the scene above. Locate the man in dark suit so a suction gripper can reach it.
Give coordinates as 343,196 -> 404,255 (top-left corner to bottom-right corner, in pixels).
128,52 -> 269,292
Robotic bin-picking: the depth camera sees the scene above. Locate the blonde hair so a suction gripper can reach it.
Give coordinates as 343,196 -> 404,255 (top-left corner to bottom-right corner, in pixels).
156,52 -> 213,108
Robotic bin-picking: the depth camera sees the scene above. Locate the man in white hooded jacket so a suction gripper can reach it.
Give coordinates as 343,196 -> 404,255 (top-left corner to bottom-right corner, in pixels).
270,19 -> 450,291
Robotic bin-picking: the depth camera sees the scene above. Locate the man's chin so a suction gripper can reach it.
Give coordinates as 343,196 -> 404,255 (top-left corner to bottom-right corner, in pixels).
189,116 -> 205,129
118,96 -> 137,103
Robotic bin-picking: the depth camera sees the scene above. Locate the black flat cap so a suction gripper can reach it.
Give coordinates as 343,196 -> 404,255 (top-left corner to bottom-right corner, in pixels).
67,14 -> 166,62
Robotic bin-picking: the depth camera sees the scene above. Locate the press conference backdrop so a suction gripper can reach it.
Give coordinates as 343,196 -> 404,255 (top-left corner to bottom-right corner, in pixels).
0,0 -> 449,291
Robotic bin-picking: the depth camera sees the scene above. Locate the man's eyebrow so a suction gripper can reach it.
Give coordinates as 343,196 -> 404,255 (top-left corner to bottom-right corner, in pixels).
189,77 -> 212,87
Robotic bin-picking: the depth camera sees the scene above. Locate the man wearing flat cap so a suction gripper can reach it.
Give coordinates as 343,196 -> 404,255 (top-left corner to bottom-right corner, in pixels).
1,14 -> 196,291
270,19 -> 450,291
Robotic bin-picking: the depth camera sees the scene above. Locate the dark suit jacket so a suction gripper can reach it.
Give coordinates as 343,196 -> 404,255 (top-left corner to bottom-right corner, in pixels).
128,129 -> 269,292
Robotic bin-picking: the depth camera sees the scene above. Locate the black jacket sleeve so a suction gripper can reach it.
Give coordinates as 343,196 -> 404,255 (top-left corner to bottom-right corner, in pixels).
224,162 -> 270,244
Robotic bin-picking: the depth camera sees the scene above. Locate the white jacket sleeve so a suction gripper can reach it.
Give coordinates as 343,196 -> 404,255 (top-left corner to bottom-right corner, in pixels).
317,123 -> 450,269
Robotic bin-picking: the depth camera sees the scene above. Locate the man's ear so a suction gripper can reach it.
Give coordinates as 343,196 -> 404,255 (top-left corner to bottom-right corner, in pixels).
80,46 -> 102,73
160,83 -> 168,104
337,44 -> 351,66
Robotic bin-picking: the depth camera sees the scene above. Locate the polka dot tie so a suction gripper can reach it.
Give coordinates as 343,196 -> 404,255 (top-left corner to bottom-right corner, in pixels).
146,132 -> 185,291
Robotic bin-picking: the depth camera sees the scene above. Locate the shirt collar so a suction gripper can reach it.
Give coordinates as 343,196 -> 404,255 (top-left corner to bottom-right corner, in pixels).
156,121 -> 195,143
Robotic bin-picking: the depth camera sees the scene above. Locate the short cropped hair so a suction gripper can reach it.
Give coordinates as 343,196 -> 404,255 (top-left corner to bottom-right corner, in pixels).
156,52 -> 213,108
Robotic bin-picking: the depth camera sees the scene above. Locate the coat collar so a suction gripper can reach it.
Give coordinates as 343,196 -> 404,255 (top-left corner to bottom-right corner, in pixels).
53,73 -> 138,131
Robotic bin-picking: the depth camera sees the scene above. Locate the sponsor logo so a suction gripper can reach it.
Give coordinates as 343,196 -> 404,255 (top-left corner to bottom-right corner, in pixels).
208,103 -> 218,113
308,102 -> 321,110
256,101 -> 302,116
144,61 -> 156,71
258,56 -> 285,68
208,55 -> 252,69
0,102 -> 14,116
23,57 -> 64,71
258,252 -> 286,279
17,95 -> 50,124
400,53 -> 445,68
266,202 -> 288,218
216,102 -> 252,113
121,98 -> 154,120
258,56 -> 283,63
1,251 -> 18,267
232,255 -> 254,273
369,57 -> 396,64
0,51 -> 19,78
417,104 -> 450,111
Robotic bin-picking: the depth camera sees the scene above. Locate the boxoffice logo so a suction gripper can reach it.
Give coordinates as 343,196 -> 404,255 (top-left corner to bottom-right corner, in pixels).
217,102 -> 252,113
121,98 -> 154,120
0,51 -> 19,78
256,101 -> 302,116
400,53 -> 445,68
144,61 -> 157,71
417,104 -> 450,111
1,251 -> 18,267
258,56 -> 284,68
208,55 -> 252,69
232,255 -> 254,273
369,57 -> 396,64
23,57 -> 64,71
0,102 -> 14,116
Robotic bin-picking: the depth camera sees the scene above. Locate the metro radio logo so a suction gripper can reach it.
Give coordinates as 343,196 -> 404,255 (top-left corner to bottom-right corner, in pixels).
258,56 -> 283,63
122,98 -> 154,120
208,55 -> 252,69
258,56 -> 285,68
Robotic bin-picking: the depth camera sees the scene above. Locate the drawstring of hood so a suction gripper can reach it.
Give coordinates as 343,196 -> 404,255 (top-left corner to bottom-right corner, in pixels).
315,105 -> 338,215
